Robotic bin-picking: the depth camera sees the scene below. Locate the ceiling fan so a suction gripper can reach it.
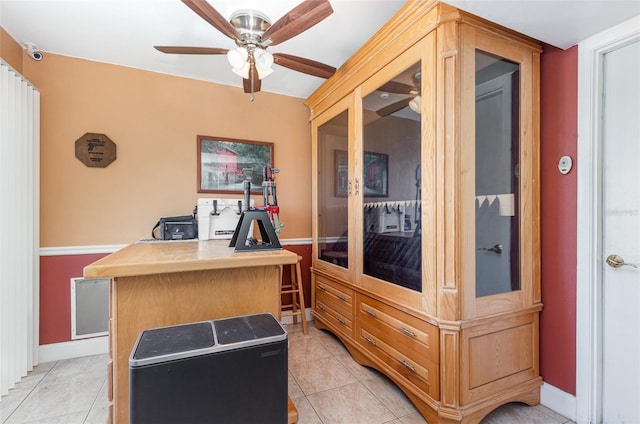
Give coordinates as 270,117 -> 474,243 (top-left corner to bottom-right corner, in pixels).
375,71 -> 422,117
155,0 -> 337,98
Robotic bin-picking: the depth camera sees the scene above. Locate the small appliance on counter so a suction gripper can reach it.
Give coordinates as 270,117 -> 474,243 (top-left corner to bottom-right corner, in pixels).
364,203 -> 407,233
197,198 -> 254,240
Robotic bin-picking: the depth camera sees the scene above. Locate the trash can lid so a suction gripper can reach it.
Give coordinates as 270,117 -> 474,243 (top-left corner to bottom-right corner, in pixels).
215,313 -> 286,345
131,321 -> 214,361
129,314 -> 287,367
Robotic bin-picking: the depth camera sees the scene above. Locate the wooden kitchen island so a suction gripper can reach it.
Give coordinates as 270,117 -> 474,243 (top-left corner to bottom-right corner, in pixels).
84,240 -> 299,424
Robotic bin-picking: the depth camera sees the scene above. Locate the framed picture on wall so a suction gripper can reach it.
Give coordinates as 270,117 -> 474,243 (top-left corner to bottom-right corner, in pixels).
335,150 -> 349,197
363,151 -> 388,197
335,150 -> 388,197
197,135 -> 274,194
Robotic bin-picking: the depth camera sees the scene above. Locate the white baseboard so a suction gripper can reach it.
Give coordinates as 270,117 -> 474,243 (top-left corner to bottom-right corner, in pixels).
39,336 -> 108,363
279,308 -> 313,325
541,382 -> 576,422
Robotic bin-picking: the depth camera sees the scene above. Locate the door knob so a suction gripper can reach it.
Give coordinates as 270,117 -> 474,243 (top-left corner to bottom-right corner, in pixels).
606,254 -> 638,269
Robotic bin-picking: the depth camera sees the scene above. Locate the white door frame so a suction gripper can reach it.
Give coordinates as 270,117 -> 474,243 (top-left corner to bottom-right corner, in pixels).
576,15 -> 640,424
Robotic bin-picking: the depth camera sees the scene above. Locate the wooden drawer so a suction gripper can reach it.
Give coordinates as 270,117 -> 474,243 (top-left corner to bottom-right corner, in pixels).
316,299 -> 353,334
314,275 -> 353,317
359,327 -> 439,400
313,275 -> 353,336
358,295 -> 438,363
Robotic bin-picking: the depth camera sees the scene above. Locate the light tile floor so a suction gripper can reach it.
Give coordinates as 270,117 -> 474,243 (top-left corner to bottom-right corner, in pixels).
1,321 -> 575,424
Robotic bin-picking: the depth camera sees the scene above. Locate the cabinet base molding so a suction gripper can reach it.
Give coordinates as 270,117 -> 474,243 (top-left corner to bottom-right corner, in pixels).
314,317 -> 542,423
441,378 -> 542,424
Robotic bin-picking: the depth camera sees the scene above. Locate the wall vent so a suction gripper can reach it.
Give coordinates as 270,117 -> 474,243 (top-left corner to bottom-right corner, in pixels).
71,277 -> 109,339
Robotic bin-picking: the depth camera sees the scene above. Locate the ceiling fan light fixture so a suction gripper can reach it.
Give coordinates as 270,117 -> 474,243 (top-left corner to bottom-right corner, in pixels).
257,66 -> 273,79
231,61 -> 250,79
254,48 -> 273,70
254,48 -> 274,79
409,95 -> 422,113
227,47 -> 248,69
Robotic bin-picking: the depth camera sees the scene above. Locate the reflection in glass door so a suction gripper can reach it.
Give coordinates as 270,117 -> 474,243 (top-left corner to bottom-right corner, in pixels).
475,50 -> 520,297
361,61 -> 422,292
317,111 -> 349,268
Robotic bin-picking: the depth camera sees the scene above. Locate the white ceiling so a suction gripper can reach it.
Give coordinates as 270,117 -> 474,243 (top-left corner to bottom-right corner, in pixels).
2,0 -> 639,99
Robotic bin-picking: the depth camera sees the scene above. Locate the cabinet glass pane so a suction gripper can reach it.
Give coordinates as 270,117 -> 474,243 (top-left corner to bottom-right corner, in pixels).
362,61 -> 422,292
317,111 -> 349,268
475,50 -> 520,297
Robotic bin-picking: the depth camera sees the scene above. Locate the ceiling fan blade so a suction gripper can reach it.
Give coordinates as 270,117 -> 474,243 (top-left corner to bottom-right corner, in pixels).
154,46 -> 229,55
181,0 -> 241,41
378,81 -> 418,95
273,53 -> 335,79
261,0 -> 333,46
376,98 -> 411,117
243,64 -> 262,94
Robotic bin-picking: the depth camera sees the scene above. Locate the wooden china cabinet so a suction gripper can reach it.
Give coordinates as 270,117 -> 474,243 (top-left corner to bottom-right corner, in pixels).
305,2 -> 542,423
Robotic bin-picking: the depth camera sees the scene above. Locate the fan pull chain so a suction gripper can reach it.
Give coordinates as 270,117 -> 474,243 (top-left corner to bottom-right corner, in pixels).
250,60 -> 255,102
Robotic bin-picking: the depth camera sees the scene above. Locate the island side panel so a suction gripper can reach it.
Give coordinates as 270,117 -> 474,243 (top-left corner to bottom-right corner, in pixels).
111,265 -> 282,424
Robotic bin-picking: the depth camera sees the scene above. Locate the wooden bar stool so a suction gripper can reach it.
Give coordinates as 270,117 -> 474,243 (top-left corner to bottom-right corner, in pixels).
281,255 -> 308,335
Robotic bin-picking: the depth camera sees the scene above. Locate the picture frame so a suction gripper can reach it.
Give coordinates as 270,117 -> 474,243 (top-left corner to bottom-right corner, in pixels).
363,151 -> 389,197
198,135 -> 274,194
334,150 -> 349,197
335,150 -> 388,197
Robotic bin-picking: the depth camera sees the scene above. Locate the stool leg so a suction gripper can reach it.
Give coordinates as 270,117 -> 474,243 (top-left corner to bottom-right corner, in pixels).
295,258 -> 308,335
289,263 -> 299,325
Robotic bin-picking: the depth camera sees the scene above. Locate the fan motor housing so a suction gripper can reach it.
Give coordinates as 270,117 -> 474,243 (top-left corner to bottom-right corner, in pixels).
230,9 -> 271,44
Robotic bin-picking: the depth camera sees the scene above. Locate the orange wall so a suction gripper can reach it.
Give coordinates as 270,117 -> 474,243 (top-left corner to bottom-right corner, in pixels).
22,53 -> 312,247
0,27 -> 23,72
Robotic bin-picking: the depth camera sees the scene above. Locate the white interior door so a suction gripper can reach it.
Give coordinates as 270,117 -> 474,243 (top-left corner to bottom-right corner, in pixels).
601,38 -> 640,423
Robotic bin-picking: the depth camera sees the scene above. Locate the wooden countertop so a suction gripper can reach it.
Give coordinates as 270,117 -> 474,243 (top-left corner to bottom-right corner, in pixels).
84,239 -> 298,278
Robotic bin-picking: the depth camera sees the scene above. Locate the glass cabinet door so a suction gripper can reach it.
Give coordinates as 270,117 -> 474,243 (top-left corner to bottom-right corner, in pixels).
474,50 -> 520,297
361,61 -> 422,292
316,110 -> 349,269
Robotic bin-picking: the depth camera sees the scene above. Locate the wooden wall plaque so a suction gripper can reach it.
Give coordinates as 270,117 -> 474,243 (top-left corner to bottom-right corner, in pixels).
75,133 -> 116,168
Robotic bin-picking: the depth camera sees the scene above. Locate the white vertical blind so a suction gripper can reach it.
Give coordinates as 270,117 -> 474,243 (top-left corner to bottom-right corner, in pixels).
0,61 -> 40,399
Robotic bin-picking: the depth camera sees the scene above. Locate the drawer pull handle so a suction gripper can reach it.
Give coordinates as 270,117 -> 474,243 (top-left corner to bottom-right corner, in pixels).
336,294 -> 346,301
399,327 -> 416,338
318,304 -> 326,311
317,283 -> 327,291
363,308 -> 377,317
398,359 -> 415,372
336,316 -> 346,325
364,336 -> 377,346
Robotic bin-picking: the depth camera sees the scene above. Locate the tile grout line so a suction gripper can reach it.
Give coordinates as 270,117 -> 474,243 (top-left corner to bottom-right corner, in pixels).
82,377 -> 107,424
2,361 -> 59,424
288,325 -> 346,424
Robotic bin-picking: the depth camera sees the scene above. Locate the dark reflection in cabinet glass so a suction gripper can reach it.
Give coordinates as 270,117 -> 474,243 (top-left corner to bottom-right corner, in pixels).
475,50 -> 520,297
317,111 -> 349,268
362,61 -> 422,292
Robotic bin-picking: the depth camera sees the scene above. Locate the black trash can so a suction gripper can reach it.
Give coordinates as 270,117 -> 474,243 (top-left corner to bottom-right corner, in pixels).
129,313 -> 288,424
